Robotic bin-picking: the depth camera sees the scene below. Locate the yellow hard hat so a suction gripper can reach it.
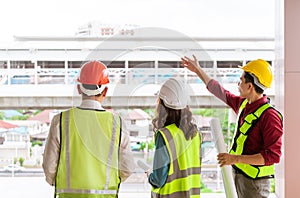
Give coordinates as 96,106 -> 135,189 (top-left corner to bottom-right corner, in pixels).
239,59 -> 273,88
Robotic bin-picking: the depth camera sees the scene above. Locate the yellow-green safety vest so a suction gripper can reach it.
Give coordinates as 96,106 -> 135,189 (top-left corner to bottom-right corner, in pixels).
151,124 -> 202,198
55,108 -> 121,198
229,99 -> 282,179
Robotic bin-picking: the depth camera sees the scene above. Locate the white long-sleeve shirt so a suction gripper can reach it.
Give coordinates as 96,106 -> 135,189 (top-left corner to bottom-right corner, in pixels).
42,99 -> 136,186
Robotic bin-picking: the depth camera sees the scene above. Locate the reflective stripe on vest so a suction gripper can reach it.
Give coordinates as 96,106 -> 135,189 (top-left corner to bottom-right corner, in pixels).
55,108 -> 120,197
56,189 -> 117,195
151,124 -> 201,198
229,99 -> 277,179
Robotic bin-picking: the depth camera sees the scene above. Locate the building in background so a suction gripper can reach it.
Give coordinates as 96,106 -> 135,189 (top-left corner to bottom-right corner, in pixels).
75,21 -> 140,37
0,110 -> 60,166
121,109 -> 151,137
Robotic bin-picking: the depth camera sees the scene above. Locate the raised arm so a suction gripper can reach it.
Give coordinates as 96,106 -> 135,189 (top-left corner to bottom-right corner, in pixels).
181,55 -> 212,85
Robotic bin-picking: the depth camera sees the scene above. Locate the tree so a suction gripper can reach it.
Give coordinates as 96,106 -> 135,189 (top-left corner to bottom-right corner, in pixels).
193,108 -> 235,147
19,157 -> 25,166
9,115 -> 30,120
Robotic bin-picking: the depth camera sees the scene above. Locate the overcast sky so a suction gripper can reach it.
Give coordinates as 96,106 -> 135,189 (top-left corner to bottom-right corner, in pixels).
0,0 -> 275,42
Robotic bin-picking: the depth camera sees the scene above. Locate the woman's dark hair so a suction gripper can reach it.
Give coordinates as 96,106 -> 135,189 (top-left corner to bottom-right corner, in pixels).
152,99 -> 198,140
244,72 -> 264,94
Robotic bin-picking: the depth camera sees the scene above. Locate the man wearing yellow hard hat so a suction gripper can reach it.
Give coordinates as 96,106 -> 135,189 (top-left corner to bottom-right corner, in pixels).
181,56 -> 283,198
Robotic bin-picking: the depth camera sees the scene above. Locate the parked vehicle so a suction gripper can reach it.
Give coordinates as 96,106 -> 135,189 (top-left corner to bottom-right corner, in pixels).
3,164 -> 25,172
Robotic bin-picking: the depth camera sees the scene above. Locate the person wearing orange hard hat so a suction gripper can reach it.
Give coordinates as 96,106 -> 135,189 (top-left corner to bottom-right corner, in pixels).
77,61 -> 110,96
43,61 -> 136,198
181,56 -> 283,198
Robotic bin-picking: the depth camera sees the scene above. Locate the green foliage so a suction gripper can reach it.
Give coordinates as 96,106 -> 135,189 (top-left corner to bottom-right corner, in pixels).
270,178 -> 275,193
200,180 -> 213,193
31,141 -> 43,147
143,108 -> 155,119
193,108 -> 228,127
222,122 -> 236,146
9,115 -> 30,120
33,110 -> 42,115
0,110 -> 41,120
139,142 -> 146,151
148,140 -> 155,151
192,109 -> 209,116
138,140 -> 155,151
193,108 -> 232,144
19,157 -> 25,166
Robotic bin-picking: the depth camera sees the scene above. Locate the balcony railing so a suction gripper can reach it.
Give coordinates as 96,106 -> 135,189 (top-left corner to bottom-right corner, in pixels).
0,68 -> 243,85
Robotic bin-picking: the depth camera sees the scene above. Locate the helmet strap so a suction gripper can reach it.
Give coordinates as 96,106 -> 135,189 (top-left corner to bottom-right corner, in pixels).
248,73 -> 267,91
79,84 -> 107,96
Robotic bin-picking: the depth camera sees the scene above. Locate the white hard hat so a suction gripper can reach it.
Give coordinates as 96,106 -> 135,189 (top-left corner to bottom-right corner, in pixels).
159,78 -> 189,110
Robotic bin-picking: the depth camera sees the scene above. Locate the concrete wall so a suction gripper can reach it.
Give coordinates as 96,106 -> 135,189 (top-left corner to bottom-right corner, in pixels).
283,0 -> 300,197
0,147 -> 30,160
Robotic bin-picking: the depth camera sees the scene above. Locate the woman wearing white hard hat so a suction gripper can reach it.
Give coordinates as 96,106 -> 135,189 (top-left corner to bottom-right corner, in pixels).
148,78 -> 202,198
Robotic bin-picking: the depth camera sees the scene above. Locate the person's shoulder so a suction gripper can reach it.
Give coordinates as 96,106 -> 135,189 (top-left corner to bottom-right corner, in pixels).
61,108 -> 74,114
52,111 -> 63,119
110,111 -> 121,119
156,125 -> 175,138
49,111 -> 62,126
52,108 -> 73,121
263,106 -> 283,122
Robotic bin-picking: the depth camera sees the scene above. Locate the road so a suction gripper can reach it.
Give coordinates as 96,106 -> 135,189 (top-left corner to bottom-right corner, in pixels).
0,167 -> 224,189
0,168 -> 225,197
0,175 -> 278,198
0,168 -> 43,177
0,167 -> 225,191
0,168 -> 278,198
0,176 -> 228,198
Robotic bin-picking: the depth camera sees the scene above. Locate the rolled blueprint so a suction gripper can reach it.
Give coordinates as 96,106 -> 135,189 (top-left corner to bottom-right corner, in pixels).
210,118 -> 238,198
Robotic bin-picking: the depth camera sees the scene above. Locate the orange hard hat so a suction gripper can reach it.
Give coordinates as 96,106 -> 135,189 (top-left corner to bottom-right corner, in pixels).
77,61 -> 110,85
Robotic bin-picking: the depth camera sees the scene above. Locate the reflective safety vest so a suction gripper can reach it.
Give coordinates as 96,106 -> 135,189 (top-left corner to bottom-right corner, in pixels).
55,108 -> 121,198
151,124 -> 202,198
229,99 -> 282,179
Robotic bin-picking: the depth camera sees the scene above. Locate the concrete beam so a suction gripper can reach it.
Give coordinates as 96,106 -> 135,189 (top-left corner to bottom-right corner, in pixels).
0,95 -> 275,110
0,84 -> 275,109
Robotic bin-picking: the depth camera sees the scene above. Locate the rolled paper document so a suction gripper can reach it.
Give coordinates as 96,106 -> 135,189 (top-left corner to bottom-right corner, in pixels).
210,118 -> 238,198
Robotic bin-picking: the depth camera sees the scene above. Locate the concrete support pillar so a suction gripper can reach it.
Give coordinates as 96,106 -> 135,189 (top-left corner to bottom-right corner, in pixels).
283,0 -> 300,197
275,0 -> 284,197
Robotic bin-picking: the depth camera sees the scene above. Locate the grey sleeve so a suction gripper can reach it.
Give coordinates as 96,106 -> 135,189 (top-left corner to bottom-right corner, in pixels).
119,117 -> 136,181
42,113 -> 61,186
